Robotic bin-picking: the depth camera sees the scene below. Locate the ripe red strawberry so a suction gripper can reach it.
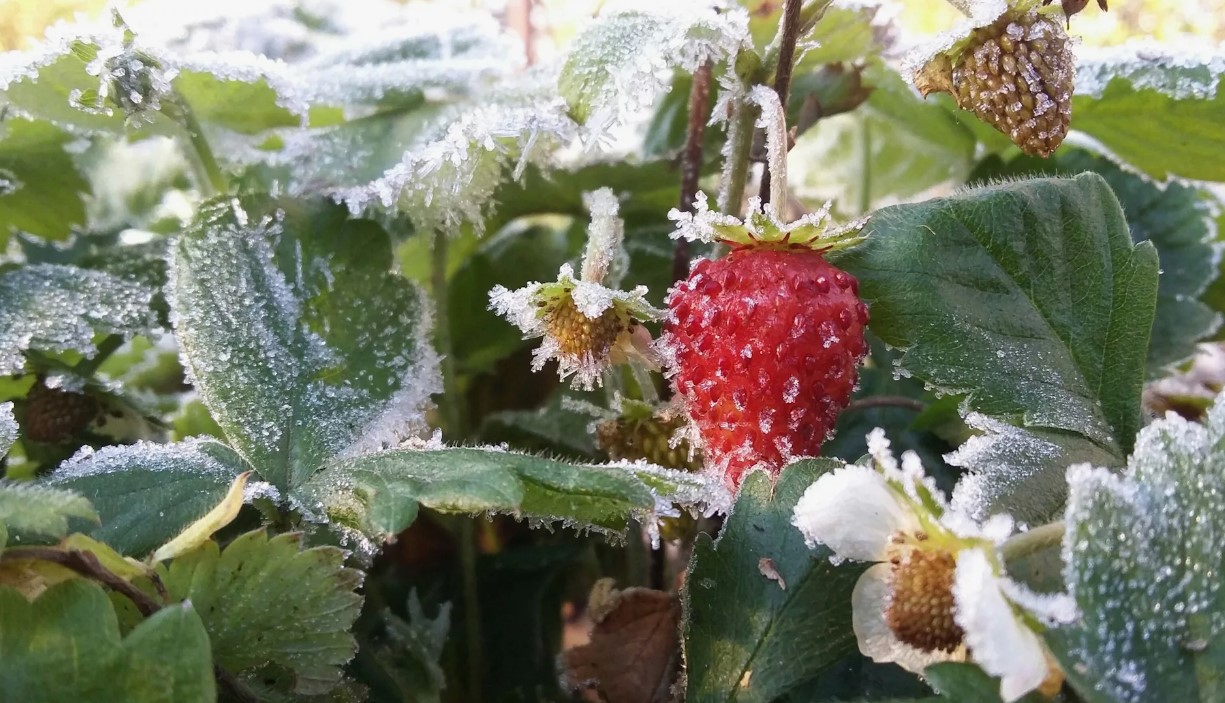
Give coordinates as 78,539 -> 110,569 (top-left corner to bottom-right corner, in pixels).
665,246 -> 868,488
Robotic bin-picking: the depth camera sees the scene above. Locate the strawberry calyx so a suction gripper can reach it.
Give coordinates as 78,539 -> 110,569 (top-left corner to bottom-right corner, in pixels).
669,192 -> 868,255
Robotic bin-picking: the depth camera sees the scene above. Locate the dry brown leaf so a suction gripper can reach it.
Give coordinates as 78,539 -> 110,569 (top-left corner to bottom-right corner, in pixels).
562,580 -> 681,703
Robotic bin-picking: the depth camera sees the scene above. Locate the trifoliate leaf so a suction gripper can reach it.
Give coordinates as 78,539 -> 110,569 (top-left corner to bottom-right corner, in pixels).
1074,45 -> 1225,182
1050,392 -> 1225,703
0,480 -> 97,541
159,529 -> 363,696
47,438 -> 252,556
0,579 -> 214,702
169,196 -> 440,492
684,461 -> 866,703
0,119 -> 89,244
0,264 -> 155,375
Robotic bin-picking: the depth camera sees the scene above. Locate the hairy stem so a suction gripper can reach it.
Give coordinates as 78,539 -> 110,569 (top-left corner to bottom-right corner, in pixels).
672,60 -> 715,284
173,96 -> 228,196
74,334 -> 125,377
1,547 -> 259,703
759,0 -> 803,206
718,101 -> 760,217
846,395 -> 926,413
432,230 -> 466,439
1000,521 -> 1066,563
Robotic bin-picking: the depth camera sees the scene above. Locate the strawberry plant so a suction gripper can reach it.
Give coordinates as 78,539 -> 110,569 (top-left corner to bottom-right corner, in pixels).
0,0 -> 1222,701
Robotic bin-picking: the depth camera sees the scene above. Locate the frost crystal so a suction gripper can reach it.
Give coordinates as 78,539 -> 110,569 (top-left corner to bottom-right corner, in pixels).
1062,394 -> 1225,703
52,436 -> 242,482
0,264 -> 155,376
1076,42 -> 1225,101
561,3 -> 749,142
0,402 -> 15,457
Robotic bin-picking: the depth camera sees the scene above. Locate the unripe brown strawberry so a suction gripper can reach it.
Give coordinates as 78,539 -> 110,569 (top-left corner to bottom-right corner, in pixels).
594,408 -> 702,472
23,379 -> 100,443
918,10 -> 1074,158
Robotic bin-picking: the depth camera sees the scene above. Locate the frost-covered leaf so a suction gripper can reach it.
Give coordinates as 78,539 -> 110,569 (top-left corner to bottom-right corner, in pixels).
172,62 -> 304,134
0,264 -> 155,376
0,480 -> 97,543
923,662 -> 1046,702
684,461 -> 865,703
970,150 -> 1222,376
1073,45 -> 1225,182
558,6 -> 747,137
298,446 -> 724,542
791,61 -> 977,214
0,579 -> 214,702
0,402 -> 15,457
47,438 -> 250,556
1051,393 -> 1225,703
793,4 -> 891,71
159,529 -> 363,696
0,119 -> 89,244
946,414 -> 1119,526
837,174 -> 1157,459
169,196 -> 440,491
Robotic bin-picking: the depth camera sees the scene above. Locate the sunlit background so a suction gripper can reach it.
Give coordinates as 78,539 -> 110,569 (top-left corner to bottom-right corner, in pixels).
2,0 -> 1222,55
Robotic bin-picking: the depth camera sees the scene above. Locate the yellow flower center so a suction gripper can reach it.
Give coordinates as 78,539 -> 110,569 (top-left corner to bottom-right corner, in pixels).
885,548 -> 964,653
545,296 -> 627,359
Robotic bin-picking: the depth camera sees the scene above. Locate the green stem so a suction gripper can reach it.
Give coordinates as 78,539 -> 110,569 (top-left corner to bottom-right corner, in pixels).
173,95 -> 227,196
629,362 -> 659,405
432,230 -> 466,439
74,334 -> 125,377
718,100 -> 760,217
1000,520 -> 1065,563
459,519 -> 484,703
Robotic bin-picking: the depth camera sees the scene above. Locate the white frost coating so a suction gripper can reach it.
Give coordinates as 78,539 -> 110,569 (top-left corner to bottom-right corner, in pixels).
1076,42 -> 1225,101
335,101 -> 575,234
580,188 -> 625,285
0,264 -> 155,375
901,0 -> 1009,80
747,84 -> 789,216
0,402 -> 15,457
1062,395 -> 1225,703
947,412 -> 1066,522
51,436 -> 241,481
563,2 -> 749,144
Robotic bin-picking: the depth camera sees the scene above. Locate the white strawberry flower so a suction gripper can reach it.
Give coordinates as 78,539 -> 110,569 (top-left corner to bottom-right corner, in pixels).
791,428 -> 1074,702
488,188 -> 662,390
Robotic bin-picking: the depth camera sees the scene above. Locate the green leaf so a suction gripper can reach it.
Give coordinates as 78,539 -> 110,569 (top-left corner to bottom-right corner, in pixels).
0,119 -> 89,244
47,438 -> 249,556
0,579 -> 214,702
1073,48 -> 1225,181
298,446 -> 722,541
0,41 -> 135,134
173,67 -> 302,134
923,662 -> 1047,702
0,263 -> 155,375
364,593 -> 451,703
159,529 -> 363,696
945,415 -> 1119,525
684,460 -> 865,703
0,480 -> 97,541
793,4 -> 889,71
970,150 -> 1221,376
558,8 -> 744,132
837,174 -> 1157,459
1050,392 -> 1225,703
481,394 -> 599,459
169,196 -> 439,491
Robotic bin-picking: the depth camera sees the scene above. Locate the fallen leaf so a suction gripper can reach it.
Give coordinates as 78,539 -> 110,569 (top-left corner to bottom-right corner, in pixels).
563,581 -> 681,703
758,557 -> 786,590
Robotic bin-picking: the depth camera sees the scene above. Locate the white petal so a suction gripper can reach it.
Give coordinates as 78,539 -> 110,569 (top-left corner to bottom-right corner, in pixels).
791,464 -> 921,561
953,548 -> 1050,702
852,564 -> 955,673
